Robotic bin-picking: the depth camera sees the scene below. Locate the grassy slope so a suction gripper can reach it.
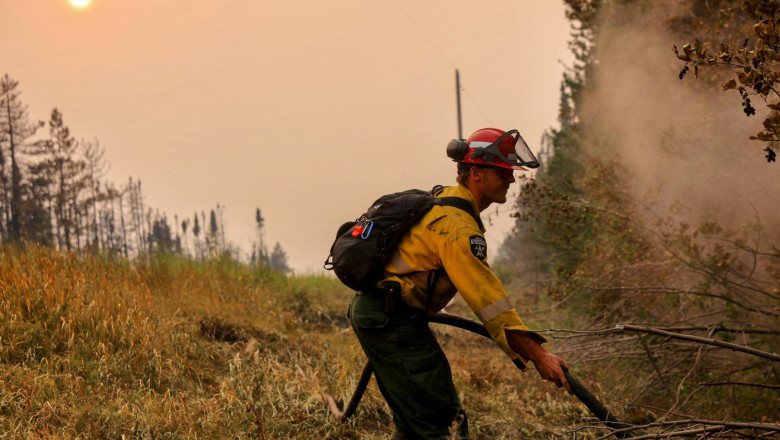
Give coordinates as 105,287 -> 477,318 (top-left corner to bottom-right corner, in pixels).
0,249 -> 594,439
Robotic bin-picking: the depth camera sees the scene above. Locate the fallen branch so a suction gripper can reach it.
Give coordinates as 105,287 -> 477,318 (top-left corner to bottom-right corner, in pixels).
593,418 -> 780,440
620,425 -> 730,439
614,324 -> 780,362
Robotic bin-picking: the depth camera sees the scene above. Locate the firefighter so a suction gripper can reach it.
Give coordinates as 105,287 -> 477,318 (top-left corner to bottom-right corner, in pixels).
348,128 -> 571,440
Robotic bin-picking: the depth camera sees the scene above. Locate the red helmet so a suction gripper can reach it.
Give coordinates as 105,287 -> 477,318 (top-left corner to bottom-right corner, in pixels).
447,128 -> 539,170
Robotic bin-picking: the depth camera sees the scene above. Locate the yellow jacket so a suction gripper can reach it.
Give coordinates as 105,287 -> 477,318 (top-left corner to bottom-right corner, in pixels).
383,184 -> 544,367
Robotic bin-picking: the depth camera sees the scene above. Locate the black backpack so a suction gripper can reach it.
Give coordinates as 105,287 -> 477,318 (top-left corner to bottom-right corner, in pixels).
324,185 -> 483,292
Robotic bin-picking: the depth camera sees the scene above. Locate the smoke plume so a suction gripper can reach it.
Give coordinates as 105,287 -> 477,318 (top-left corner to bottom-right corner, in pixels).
579,1 -> 779,231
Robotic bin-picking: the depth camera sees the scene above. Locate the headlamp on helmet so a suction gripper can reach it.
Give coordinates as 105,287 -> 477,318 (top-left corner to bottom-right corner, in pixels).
447,128 -> 540,170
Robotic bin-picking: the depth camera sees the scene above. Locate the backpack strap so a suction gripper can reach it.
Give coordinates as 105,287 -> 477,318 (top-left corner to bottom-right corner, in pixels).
423,197 -> 481,308
421,191 -> 483,309
425,269 -> 443,310
435,197 -> 484,230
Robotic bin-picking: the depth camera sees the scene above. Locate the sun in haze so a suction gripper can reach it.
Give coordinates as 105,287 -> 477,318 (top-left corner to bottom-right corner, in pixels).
69,0 -> 90,8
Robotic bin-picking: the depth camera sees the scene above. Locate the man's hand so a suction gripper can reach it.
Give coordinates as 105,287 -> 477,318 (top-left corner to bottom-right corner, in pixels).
506,330 -> 572,394
531,351 -> 572,395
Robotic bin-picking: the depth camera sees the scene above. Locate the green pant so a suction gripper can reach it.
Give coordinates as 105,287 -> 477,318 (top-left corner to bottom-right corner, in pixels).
349,292 -> 468,440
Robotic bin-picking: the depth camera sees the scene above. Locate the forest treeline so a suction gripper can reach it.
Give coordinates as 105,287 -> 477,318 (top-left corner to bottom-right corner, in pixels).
0,74 -> 289,271
498,0 -> 779,437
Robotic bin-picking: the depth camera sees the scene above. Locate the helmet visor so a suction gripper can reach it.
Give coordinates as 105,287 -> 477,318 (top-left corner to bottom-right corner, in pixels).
471,129 -> 540,169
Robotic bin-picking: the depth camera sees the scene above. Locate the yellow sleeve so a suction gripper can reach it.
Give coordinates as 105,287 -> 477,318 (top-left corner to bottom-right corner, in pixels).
438,227 -> 546,368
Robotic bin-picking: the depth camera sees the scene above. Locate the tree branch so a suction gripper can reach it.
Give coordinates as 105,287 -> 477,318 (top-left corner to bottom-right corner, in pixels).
615,324 -> 780,362
593,418 -> 780,440
650,325 -> 780,336
541,324 -> 780,338
584,284 -> 778,318
638,334 -> 671,392
698,381 -> 780,390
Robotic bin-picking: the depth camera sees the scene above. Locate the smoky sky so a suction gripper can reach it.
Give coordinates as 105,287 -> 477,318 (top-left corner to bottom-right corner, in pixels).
0,1 -> 573,271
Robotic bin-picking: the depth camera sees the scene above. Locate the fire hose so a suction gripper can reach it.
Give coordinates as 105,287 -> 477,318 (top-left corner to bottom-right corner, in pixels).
324,312 -> 635,439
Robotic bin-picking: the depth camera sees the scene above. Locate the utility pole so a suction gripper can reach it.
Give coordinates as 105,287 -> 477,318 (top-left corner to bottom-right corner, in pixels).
455,69 -> 463,140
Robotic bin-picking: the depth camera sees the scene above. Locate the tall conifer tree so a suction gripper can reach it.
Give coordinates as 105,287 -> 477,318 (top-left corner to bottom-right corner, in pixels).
0,74 -> 44,244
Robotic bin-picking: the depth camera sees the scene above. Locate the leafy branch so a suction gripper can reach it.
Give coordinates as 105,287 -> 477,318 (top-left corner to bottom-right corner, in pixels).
675,0 -> 780,163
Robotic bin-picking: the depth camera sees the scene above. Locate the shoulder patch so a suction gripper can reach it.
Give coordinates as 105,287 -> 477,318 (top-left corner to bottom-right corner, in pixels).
469,235 -> 487,260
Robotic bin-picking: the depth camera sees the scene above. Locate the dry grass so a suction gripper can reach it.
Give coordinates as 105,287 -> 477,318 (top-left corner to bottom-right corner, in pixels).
0,247 -> 593,439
